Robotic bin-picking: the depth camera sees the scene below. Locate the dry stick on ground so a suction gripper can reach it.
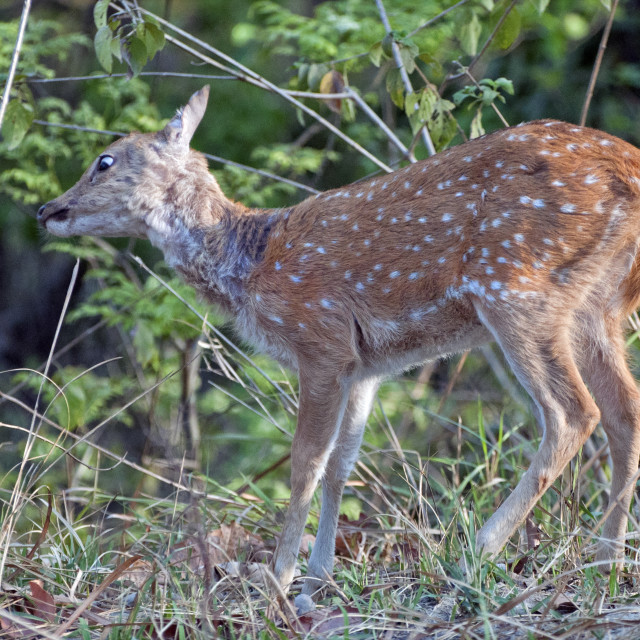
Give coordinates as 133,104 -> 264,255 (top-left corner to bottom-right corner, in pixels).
54,554 -> 143,636
580,0 -> 621,127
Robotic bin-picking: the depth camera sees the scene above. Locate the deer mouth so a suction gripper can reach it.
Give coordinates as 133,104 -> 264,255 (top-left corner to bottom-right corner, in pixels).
37,204 -> 70,227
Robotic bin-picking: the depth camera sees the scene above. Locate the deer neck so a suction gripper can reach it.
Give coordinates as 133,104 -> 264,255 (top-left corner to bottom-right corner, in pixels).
145,191 -> 279,312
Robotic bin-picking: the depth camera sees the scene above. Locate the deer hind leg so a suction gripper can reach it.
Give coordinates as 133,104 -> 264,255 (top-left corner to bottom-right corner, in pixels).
473,303 -> 601,558
300,376 -> 380,600
271,368 -> 352,594
576,313 -> 640,568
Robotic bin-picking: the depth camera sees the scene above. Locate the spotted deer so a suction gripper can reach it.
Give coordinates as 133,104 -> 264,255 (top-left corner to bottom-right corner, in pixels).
39,86 -> 640,608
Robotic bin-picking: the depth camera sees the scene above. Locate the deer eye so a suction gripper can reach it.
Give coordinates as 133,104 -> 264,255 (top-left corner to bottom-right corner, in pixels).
97,155 -> 114,171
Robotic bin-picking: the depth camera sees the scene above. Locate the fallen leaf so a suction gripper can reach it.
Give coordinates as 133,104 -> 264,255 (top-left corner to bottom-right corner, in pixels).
299,533 -> 316,556
120,558 -> 155,588
526,511 -> 542,550
172,522 -> 267,572
334,514 -> 367,558
297,605 -> 362,636
553,592 -> 579,614
26,580 -> 56,623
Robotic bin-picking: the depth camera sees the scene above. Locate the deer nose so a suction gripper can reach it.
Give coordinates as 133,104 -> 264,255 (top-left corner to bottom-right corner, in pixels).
37,204 -> 46,220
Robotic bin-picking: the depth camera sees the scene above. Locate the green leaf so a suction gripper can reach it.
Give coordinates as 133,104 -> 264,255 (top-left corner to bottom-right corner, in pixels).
110,36 -> 122,62
533,0 -> 550,13
126,36 -> 148,77
480,87 -> 499,106
369,42 -> 383,67
452,86 -> 477,106
427,90 -> 456,148
495,7 -> 521,49
94,25 -> 113,73
600,0 -> 612,9
307,63 -> 329,91
296,62 -> 309,86
63,383 -> 87,430
93,0 -> 110,30
495,77 -> 514,94
1,100 -> 34,150
460,13 -> 482,56
141,21 -> 165,60
342,97 -> 356,122
381,32 -> 395,57
385,67 -> 405,108
398,42 -> 416,74
470,109 -> 485,138
133,321 -> 157,368
418,52 -> 442,75
563,13 -> 589,40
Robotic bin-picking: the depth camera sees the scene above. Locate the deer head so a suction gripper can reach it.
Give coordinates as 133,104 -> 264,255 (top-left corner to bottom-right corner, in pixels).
37,85 -> 223,242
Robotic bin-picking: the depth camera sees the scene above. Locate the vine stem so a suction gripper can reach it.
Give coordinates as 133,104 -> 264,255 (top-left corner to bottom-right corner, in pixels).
579,0 -> 620,127
0,0 -> 32,130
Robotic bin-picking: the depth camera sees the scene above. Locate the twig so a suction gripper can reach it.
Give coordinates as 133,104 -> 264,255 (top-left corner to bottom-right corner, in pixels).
28,71 -> 411,162
236,452 -> 292,496
580,0 -> 620,126
55,555 -> 143,635
24,71 -> 235,83
32,118 -> 122,137
0,0 -> 32,130
345,87 -> 414,161
375,0 -> 436,156
470,0 -> 519,74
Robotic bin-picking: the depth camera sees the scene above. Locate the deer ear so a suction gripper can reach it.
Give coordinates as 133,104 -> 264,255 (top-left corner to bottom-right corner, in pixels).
163,85 -> 210,147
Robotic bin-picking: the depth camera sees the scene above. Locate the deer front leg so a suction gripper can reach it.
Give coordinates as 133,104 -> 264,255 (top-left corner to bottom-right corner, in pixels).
271,369 -> 351,595
299,377 -> 380,602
